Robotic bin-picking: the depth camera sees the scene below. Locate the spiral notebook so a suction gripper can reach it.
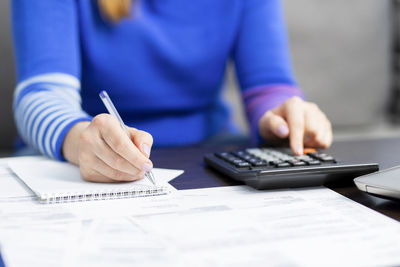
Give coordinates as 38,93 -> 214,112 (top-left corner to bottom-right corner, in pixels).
8,156 -> 183,204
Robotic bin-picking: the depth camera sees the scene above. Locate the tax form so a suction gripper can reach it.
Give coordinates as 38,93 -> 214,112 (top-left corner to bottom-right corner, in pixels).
0,162 -> 400,266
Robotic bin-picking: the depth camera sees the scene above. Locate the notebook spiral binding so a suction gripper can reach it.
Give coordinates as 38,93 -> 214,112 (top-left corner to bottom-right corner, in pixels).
38,186 -> 169,204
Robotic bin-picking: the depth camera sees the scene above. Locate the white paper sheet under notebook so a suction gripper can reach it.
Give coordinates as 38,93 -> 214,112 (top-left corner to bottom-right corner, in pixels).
1,186 -> 400,267
8,156 -> 183,203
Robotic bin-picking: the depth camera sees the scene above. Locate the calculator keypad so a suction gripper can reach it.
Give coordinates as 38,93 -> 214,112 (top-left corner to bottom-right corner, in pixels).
215,148 -> 336,169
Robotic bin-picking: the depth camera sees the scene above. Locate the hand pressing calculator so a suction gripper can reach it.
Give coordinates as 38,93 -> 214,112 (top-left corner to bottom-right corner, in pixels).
204,147 -> 379,189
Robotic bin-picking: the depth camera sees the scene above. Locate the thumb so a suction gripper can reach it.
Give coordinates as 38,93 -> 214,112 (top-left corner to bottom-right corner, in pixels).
260,111 -> 289,139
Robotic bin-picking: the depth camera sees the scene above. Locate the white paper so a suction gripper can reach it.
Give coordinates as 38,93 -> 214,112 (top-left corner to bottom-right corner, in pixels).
0,158 -> 35,199
8,156 -> 183,201
1,185 -> 400,267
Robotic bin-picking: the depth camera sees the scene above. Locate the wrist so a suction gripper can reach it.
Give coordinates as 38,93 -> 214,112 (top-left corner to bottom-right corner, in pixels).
62,121 -> 90,164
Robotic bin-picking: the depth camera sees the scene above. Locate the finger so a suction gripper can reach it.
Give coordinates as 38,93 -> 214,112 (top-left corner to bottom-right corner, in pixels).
80,167 -> 118,183
260,111 -> 289,139
284,97 -> 305,155
303,111 -> 323,145
79,151 -> 123,183
326,121 -> 333,147
82,154 -> 144,182
319,120 -> 333,148
303,106 -> 332,148
91,114 -> 153,172
89,135 -> 141,176
129,128 -> 154,158
83,116 -> 144,175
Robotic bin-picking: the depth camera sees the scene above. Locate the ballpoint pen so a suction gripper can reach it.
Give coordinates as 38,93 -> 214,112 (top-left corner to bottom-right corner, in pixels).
99,90 -> 157,185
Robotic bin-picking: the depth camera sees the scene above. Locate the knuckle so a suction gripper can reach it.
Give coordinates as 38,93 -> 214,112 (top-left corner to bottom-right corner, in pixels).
265,110 -> 273,118
288,96 -> 302,105
79,131 -> 92,144
264,111 -> 276,123
112,139 -> 126,152
308,102 -> 319,111
138,130 -> 154,143
92,114 -> 109,128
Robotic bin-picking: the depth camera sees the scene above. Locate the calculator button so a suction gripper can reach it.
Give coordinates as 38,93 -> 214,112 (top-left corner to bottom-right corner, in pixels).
232,151 -> 248,157
320,156 -> 335,162
252,160 -> 268,167
243,155 -> 253,161
216,152 -> 232,160
235,161 -> 251,168
269,160 -> 281,166
232,159 -> 245,164
307,160 -> 321,165
288,160 -> 307,167
271,160 -> 289,167
307,152 -> 319,158
224,156 -> 237,162
276,162 -> 291,168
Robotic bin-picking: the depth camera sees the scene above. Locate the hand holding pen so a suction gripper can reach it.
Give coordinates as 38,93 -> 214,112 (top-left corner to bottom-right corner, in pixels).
99,90 -> 156,185
61,91 -> 155,184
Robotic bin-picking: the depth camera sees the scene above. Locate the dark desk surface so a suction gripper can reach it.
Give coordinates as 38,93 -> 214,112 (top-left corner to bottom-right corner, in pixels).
151,137 -> 400,221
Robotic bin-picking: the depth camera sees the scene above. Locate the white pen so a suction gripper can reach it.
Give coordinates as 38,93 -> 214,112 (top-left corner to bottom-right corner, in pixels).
99,90 -> 157,185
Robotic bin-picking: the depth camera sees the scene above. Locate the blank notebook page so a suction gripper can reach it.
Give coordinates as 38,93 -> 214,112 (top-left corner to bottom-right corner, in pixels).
8,156 -> 183,203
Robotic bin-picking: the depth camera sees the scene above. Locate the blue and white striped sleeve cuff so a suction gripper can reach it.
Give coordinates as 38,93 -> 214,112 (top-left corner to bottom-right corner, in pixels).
13,73 -> 93,161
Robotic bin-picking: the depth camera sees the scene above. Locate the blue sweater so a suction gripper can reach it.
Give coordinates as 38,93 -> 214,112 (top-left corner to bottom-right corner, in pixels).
11,0 -> 302,160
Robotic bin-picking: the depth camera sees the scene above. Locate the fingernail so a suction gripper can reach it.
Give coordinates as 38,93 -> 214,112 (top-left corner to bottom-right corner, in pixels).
142,163 -> 153,172
296,146 -> 303,155
142,143 -> 151,157
277,125 -> 289,137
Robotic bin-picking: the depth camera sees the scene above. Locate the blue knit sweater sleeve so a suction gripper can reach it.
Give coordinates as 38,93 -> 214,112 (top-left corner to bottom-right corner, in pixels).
11,0 -> 92,160
233,0 -> 304,141
233,0 -> 297,89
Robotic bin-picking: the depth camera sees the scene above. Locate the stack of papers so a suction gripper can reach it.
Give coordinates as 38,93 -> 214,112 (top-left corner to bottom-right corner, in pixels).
0,156 -> 399,266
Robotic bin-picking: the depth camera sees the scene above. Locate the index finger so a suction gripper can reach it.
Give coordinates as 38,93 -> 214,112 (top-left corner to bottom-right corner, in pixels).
283,98 -> 305,155
93,115 -> 152,171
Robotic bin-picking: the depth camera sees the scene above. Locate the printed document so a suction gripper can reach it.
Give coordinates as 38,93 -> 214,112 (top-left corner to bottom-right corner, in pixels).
0,163 -> 399,266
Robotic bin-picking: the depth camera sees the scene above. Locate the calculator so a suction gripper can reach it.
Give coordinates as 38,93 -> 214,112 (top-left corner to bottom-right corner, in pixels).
204,148 -> 379,189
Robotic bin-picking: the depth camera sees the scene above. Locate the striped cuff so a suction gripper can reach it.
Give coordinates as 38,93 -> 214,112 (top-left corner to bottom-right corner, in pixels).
53,116 -> 92,161
13,73 -> 92,160
242,84 -> 305,143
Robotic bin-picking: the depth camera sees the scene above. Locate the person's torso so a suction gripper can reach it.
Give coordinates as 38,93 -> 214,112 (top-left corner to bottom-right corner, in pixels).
77,0 -> 243,145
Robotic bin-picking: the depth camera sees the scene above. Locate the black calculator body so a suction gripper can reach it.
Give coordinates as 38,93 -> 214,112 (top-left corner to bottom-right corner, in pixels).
204,148 -> 379,189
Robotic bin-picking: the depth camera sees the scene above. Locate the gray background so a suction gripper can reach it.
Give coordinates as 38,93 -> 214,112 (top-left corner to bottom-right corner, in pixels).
0,0 -> 16,152
225,0 -> 395,138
